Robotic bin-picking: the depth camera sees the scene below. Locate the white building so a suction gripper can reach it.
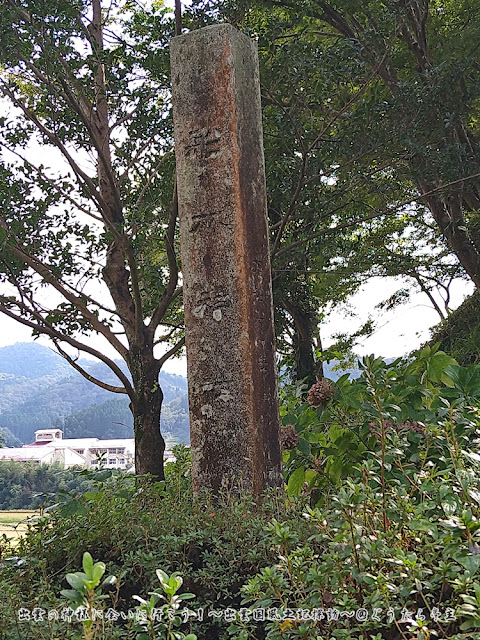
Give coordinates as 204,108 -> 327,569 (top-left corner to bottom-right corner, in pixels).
0,445 -> 86,467
0,429 -> 174,470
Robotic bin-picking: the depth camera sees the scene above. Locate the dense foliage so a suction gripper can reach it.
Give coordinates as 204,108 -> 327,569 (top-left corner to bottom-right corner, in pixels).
0,461 -> 94,510
185,0 -> 480,381
430,292 -> 480,366
1,354 -> 480,639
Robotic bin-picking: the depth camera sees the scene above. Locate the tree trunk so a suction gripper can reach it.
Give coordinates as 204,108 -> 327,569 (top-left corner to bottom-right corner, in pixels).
283,297 -> 319,387
129,349 -> 166,480
418,181 -> 480,290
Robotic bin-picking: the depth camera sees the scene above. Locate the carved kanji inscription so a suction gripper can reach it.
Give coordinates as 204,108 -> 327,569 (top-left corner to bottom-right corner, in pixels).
171,24 -> 283,496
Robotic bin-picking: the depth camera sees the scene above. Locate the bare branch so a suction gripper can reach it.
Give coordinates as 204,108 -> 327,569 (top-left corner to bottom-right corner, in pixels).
0,80 -> 112,220
156,336 -> 185,369
0,232 -> 129,359
175,0 -> 182,36
274,170 -> 480,259
148,185 -> 179,335
134,149 -> 174,209
271,152 -> 308,257
153,323 -> 184,345
0,142 -> 104,223
109,88 -> 158,133
118,131 -> 164,185
53,340 -> 128,394
125,239 -> 144,340
0,297 -> 134,397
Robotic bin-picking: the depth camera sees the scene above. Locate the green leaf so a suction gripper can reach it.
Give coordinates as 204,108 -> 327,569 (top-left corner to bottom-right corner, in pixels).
441,495 -> 458,516
458,555 -> 480,576
297,437 -> 310,455
156,569 -> 169,586
65,573 -> 88,591
60,589 -> 83,601
91,562 -> 106,584
82,552 -> 93,577
326,456 -> 344,485
94,469 -> 112,481
60,498 -> 87,517
287,467 -> 305,496
305,468 -> 318,487
409,520 -> 436,535
426,351 -> 458,384
169,574 -> 183,592
329,424 -> 345,442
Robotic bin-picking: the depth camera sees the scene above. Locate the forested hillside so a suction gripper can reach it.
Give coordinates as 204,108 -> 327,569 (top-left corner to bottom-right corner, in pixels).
0,343 -> 189,445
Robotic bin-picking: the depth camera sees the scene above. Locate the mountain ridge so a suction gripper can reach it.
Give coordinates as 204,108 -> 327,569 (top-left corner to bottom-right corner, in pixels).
0,342 -> 189,445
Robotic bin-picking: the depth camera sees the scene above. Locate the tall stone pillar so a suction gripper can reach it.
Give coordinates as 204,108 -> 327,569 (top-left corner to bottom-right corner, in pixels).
170,24 -> 283,495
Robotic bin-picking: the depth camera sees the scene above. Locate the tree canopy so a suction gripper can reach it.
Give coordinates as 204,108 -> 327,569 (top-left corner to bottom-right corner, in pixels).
1,0 -> 479,474
0,0 -> 182,478
189,0 -> 480,378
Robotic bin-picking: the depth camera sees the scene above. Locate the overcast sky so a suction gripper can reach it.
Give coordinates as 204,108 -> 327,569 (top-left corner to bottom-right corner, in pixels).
0,275 -> 473,377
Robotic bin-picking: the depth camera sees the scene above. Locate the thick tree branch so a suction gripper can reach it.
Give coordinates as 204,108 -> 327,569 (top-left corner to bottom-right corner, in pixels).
148,185 -> 179,335
53,340 -> 128,394
0,297 -> 134,397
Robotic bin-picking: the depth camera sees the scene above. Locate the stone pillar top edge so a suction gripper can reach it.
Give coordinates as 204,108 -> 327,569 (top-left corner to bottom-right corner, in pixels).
170,22 -> 254,45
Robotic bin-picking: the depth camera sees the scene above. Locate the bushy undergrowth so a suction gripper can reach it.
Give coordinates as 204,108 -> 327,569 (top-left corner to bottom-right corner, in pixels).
2,347 -> 480,639
0,461 -> 95,510
0,451 -> 294,640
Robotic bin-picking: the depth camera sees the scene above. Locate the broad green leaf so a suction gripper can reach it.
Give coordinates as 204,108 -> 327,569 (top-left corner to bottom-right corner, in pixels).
65,573 -> 88,591
82,552 -> 93,577
326,456 -> 344,485
458,555 -> 480,576
297,437 -> 310,455
426,352 -> 458,384
60,498 -> 87,518
60,589 -> 83,602
156,569 -> 169,586
287,467 -> 305,496
91,562 -> 106,584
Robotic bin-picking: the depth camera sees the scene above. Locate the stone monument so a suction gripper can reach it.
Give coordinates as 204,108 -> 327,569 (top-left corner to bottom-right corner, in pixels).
170,24 -> 283,495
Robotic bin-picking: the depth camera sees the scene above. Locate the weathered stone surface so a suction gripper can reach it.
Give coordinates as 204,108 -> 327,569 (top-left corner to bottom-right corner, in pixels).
170,24 -> 283,495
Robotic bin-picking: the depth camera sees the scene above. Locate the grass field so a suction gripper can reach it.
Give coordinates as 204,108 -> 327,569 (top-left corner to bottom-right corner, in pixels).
0,510 -> 39,541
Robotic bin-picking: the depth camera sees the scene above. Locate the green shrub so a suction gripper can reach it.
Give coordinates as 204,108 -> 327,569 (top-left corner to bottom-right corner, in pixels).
3,353 -> 480,639
0,461 -> 95,510
227,347 -> 480,639
0,453 -> 300,639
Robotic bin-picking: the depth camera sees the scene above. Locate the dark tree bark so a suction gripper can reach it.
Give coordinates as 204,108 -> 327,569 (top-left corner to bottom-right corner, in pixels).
283,297 -> 320,387
129,348 -> 166,479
